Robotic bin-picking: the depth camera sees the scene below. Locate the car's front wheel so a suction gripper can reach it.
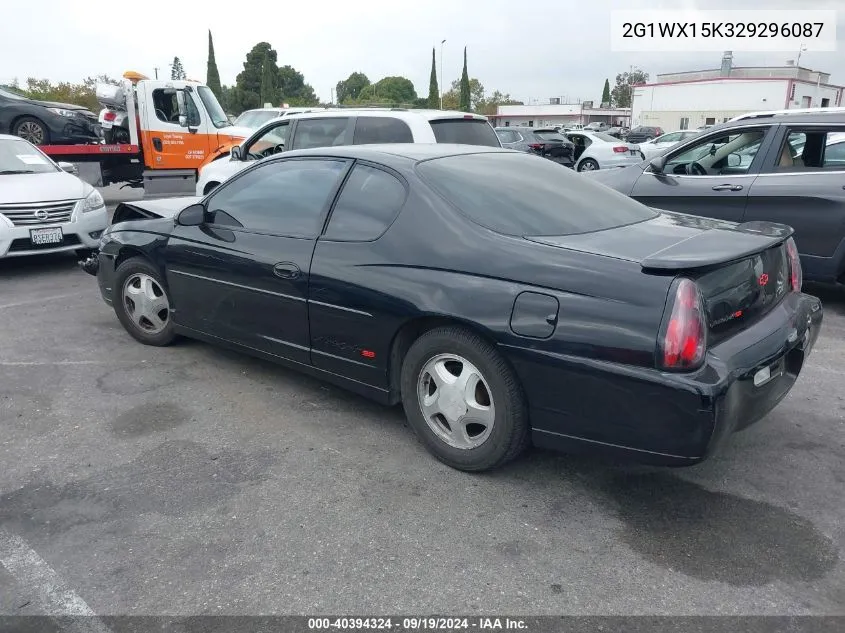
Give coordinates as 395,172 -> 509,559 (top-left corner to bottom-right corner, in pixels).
577,158 -> 600,172
112,257 -> 176,346
12,117 -> 50,145
400,326 -> 529,471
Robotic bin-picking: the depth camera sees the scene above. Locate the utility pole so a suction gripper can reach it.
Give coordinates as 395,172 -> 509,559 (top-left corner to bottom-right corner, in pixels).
440,39 -> 446,110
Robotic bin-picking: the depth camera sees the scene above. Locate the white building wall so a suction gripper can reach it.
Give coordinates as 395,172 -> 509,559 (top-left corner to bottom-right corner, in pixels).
632,79 -> 843,131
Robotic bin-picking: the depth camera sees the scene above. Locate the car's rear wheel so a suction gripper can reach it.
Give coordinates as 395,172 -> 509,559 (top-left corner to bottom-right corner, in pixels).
13,117 -> 50,145
400,326 -> 529,472
578,158 -> 599,172
112,257 -> 176,347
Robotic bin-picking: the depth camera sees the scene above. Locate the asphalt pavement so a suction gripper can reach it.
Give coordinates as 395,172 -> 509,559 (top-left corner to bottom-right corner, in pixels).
0,191 -> 843,617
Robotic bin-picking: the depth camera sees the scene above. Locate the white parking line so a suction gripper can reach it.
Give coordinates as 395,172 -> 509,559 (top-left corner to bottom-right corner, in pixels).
0,293 -> 86,311
0,529 -> 112,632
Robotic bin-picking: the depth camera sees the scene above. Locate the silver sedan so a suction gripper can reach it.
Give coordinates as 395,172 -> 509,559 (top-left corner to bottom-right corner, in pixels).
567,131 -> 643,172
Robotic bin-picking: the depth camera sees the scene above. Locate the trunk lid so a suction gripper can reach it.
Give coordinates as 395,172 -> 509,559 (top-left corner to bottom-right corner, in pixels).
526,210 -> 795,340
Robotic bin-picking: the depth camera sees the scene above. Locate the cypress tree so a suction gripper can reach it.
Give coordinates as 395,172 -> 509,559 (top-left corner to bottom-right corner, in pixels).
428,48 -> 439,108
206,31 -> 222,98
459,47 -> 470,111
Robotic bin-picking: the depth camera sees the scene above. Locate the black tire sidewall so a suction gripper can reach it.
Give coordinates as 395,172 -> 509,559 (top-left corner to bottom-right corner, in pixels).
112,258 -> 176,346
400,328 -> 526,471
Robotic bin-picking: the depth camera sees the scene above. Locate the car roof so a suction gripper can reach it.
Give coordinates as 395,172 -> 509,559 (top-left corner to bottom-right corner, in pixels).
267,143 -> 513,163
703,111 -> 845,135
278,108 -> 485,122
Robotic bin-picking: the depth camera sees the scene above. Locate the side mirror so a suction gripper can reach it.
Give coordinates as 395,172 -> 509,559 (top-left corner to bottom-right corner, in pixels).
727,153 -> 741,168
649,156 -> 666,173
176,203 -> 206,226
57,161 -> 78,176
230,146 -> 242,161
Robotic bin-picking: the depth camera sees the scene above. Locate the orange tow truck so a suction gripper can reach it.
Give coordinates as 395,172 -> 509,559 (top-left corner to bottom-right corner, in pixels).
39,71 -> 251,195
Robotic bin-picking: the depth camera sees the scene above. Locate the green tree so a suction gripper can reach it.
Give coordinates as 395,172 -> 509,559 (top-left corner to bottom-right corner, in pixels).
428,48 -> 439,108
357,76 -> 417,105
206,31 -> 222,99
278,65 -> 319,106
611,67 -> 648,108
601,79 -> 611,105
336,71 -> 369,104
20,75 -> 119,112
442,77 -> 484,111
235,42 -> 278,111
260,50 -> 277,106
459,48 -> 470,112
170,56 -> 186,80
477,90 -> 523,116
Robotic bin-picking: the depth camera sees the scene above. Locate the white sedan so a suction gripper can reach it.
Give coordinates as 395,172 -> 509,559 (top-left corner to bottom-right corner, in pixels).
0,134 -> 107,259
566,131 -> 643,172
638,130 -> 701,161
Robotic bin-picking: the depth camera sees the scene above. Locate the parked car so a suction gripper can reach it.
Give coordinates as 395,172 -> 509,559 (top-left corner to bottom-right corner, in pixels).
0,86 -> 100,145
625,126 -> 664,143
583,122 -> 609,132
583,111 -> 845,285
495,127 -> 575,166
84,144 -> 821,472
605,126 -> 626,139
233,106 -> 325,130
0,134 -> 107,259
196,109 -> 501,195
566,130 -> 642,171
638,130 -> 701,160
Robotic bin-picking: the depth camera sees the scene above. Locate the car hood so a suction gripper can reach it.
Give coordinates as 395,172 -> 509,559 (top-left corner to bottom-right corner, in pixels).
31,99 -> 91,112
581,162 -> 644,194
111,196 -> 200,223
0,171 -> 87,204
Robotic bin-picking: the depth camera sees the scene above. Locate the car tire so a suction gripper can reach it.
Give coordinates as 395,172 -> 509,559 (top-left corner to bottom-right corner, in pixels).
400,326 -> 530,472
112,257 -> 176,347
12,116 -> 50,145
577,158 -> 600,172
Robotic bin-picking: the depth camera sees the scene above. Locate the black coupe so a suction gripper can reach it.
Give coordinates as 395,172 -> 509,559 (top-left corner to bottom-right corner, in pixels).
83,145 -> 822,472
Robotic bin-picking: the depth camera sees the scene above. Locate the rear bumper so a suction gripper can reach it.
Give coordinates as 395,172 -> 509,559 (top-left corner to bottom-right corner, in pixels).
507,291 -> 823,465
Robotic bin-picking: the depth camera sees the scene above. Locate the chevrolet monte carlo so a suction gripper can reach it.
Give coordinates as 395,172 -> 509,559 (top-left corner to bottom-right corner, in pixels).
81,145 -> 822,472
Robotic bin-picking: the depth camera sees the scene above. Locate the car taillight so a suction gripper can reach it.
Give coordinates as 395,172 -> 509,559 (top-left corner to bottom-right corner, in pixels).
528,143 -> 543,150
612,146 -> 629,153
104,111 -> 116,122
785,237 -> 802,292
658,278 -> 706,371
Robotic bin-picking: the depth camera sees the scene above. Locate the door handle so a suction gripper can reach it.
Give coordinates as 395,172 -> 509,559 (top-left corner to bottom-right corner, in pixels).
712,184 -> 743,192
273,262 -> 300,279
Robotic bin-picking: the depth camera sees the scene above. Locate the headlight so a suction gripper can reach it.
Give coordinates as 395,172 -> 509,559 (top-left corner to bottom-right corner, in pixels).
82,189 -> 105,212
48,108 -> 78,118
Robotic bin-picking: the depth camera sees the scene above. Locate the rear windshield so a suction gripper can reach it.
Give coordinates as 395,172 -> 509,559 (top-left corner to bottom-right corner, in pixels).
429,119 -> 501,147
417,152 -> 657,236
534,131 -> 568,142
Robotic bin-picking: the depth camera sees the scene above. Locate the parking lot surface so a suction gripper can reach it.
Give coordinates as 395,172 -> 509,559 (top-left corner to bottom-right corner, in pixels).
0,201 -> 843,615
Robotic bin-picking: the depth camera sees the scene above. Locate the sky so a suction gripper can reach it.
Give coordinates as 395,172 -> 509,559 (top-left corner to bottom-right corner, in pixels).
0,0 -> 842,105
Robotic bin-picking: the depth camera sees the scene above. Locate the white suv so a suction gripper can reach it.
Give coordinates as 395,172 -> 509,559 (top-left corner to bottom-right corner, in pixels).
0,134 -> 107,259
196,108 -> 501,195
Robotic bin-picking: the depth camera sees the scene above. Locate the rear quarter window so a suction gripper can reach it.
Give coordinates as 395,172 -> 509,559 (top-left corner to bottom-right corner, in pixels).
353,116 -> 413,144
429,119 -> 501,147
324,164 -> 407,241
417,152 -> 657,236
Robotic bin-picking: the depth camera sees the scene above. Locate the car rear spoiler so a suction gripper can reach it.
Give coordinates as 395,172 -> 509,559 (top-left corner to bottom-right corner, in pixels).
641,221 -> 794,272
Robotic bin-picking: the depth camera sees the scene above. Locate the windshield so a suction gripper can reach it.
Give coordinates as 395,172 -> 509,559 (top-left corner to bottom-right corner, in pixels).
0,138 -> 58,174
417,152 -> 656,237
197,86 -> 229,128
234,110 -> 281,129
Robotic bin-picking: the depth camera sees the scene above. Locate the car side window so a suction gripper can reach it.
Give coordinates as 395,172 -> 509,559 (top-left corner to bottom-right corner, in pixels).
291,118 -> 350,149
205,158 -> 347,237
663,129 -> 767,176
775,128 -> 845,171
353,117 -> 413,144
659,132 -> 680,143
823,140 -> 845,169
244,121 -> 291,160
323,164 -> 407,241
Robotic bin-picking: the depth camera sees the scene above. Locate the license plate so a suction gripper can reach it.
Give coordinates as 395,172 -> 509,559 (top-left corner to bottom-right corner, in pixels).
30,227 -> 63,246
101,121 -> 113,130
630,150 -> 639,156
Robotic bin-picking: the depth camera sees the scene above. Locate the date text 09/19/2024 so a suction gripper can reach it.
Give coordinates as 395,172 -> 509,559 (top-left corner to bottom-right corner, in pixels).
307,617 -> 528,630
